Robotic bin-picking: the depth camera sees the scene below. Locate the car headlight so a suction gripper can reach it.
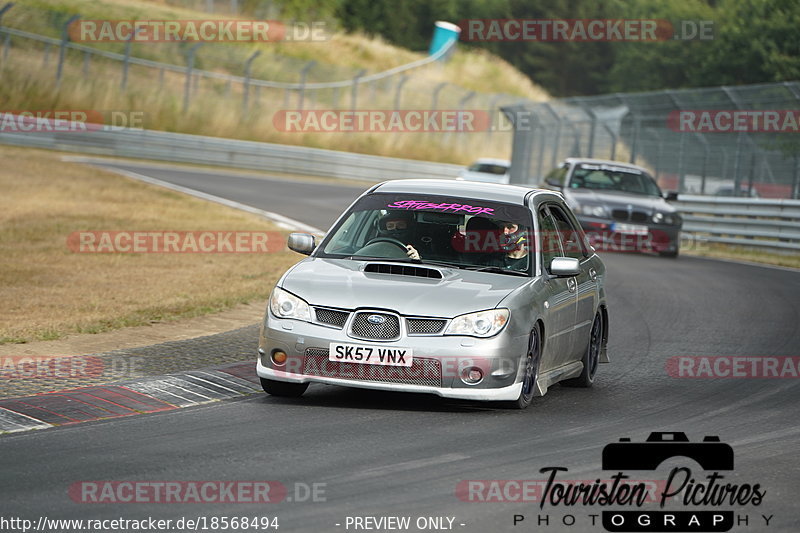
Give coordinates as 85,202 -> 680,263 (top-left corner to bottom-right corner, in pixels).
445,309 -> 509,338
269,287 -> 312,322
575,204 -> 608,218
652,212 -> 677,225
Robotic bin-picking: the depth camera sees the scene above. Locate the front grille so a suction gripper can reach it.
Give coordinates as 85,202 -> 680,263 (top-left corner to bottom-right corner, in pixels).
406,318 -> 447,335
350,312 -> 400,340
302,348 -> 443,387
314,307 -> 349,328
611,209 -> 649,223
364,263 -> 443,279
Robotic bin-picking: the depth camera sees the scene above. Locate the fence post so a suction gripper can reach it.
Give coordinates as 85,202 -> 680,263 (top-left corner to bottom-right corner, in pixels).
694,133 -> 709,194
793,154 -> 800,200
541,103 -> 562,169
297,60 -> 315,111
0,2 -> 13,25
646,127 -> 663,179
121,28 -> 142,91
351,69 -> 366,112
486,94 -> 503,137
502,104 -> 534,185
677,131 -> 686,192
629,116 -> 641,164
242,50 -> 261,114
82,50 -> 90,76
0,2 -> 12,62
431,82 -> 447,111
393,75 -> 409,110
183,43 -> 203,113
56,14 -> 80,89
534,111 -> 548,179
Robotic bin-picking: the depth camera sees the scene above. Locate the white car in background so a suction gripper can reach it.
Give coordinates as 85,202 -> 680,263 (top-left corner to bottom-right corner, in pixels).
458,158 -> 510,184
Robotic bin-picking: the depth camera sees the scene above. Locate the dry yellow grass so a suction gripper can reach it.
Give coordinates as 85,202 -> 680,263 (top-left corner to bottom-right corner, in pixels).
0,145 -> 302,344
682,243 -> 800,269
2,0 -> 550,164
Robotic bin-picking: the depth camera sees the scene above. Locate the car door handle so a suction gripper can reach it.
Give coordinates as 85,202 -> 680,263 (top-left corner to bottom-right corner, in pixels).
589,268 -> 597,282
567,278 -> 577,292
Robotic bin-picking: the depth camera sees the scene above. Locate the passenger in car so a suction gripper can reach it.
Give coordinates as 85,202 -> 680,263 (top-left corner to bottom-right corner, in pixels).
499,222 -> 529,272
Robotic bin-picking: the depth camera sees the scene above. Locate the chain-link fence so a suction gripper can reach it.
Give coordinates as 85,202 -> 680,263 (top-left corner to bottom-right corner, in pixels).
503,82 -> 800,199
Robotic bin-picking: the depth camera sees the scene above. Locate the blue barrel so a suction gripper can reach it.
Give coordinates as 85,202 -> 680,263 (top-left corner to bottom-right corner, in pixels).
428,21 -> 461,59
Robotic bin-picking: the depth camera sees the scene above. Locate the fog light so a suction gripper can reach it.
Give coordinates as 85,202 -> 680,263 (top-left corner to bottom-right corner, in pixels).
272,350 -> 287,365
461,366 -> 484,385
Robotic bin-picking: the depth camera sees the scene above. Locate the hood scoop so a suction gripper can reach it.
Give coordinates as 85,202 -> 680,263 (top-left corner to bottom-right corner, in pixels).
364,262 -> 443,279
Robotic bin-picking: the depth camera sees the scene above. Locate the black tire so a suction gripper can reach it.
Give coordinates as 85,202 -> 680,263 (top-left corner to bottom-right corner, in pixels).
260,378 -> 308,398
562,311 -> 603,388
504,325 -> 542,409
659,248 -> 679,258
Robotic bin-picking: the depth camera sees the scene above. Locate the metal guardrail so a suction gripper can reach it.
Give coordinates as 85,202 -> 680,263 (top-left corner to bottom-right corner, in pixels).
0,119 -> 797,251
0,121 -> 462,181
675,196 -> 800,251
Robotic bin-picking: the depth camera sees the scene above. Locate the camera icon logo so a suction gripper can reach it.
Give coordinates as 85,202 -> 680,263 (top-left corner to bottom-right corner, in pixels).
602,432 -> 734,471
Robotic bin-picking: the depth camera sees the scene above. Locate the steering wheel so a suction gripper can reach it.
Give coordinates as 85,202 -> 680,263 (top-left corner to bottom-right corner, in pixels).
363,237 -> 408,252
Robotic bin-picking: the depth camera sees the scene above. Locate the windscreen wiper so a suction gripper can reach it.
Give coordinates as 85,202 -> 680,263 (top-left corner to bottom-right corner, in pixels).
341,255 -> 416,262
465,266 -> 529,276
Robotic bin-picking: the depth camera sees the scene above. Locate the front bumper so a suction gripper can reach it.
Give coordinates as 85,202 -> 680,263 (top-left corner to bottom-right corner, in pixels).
576,216 -> 681,254
257,313 -> 529,401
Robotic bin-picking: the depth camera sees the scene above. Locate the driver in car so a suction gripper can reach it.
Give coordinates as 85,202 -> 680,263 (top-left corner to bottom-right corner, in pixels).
378,211 -> 422,260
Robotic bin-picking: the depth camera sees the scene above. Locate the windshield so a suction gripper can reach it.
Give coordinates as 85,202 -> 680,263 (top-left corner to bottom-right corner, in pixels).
570,164 -> 662,197
318,192 -> 533,275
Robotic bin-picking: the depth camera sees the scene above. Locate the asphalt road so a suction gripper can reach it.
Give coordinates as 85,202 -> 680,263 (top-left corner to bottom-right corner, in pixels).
2,161 -> 798,533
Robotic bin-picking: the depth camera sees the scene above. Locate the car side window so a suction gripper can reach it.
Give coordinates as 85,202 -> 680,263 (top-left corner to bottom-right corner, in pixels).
548,205 -> 586,260
538,206 -> 563,273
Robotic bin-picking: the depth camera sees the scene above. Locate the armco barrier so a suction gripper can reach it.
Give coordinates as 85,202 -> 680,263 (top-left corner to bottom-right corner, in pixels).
675,196 -> 800,251
0,122 -> 462,182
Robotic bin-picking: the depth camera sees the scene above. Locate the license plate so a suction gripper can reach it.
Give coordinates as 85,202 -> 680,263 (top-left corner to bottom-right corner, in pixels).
329,343 -> 412,367
612,223 -> 649,235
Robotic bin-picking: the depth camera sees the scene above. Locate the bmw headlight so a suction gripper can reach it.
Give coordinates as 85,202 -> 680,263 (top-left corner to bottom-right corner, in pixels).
575,204 -> 608,218
445,309 -> 510,338
269,287 -> 312,322
652,212 -> 677,225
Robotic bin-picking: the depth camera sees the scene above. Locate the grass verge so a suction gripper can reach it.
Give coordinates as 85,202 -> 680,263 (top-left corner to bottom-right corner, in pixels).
683,242 -> 800,269
0,145 -> 302,344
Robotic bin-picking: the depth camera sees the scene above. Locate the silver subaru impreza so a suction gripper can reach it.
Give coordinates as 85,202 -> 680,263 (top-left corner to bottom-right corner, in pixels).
257,179 -> 609,408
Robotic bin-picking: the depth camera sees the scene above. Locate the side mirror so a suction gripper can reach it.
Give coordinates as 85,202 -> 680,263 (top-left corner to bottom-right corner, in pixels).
549,257 -> 580,277
287,233 -> 316,255
664,191 -> 679,202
